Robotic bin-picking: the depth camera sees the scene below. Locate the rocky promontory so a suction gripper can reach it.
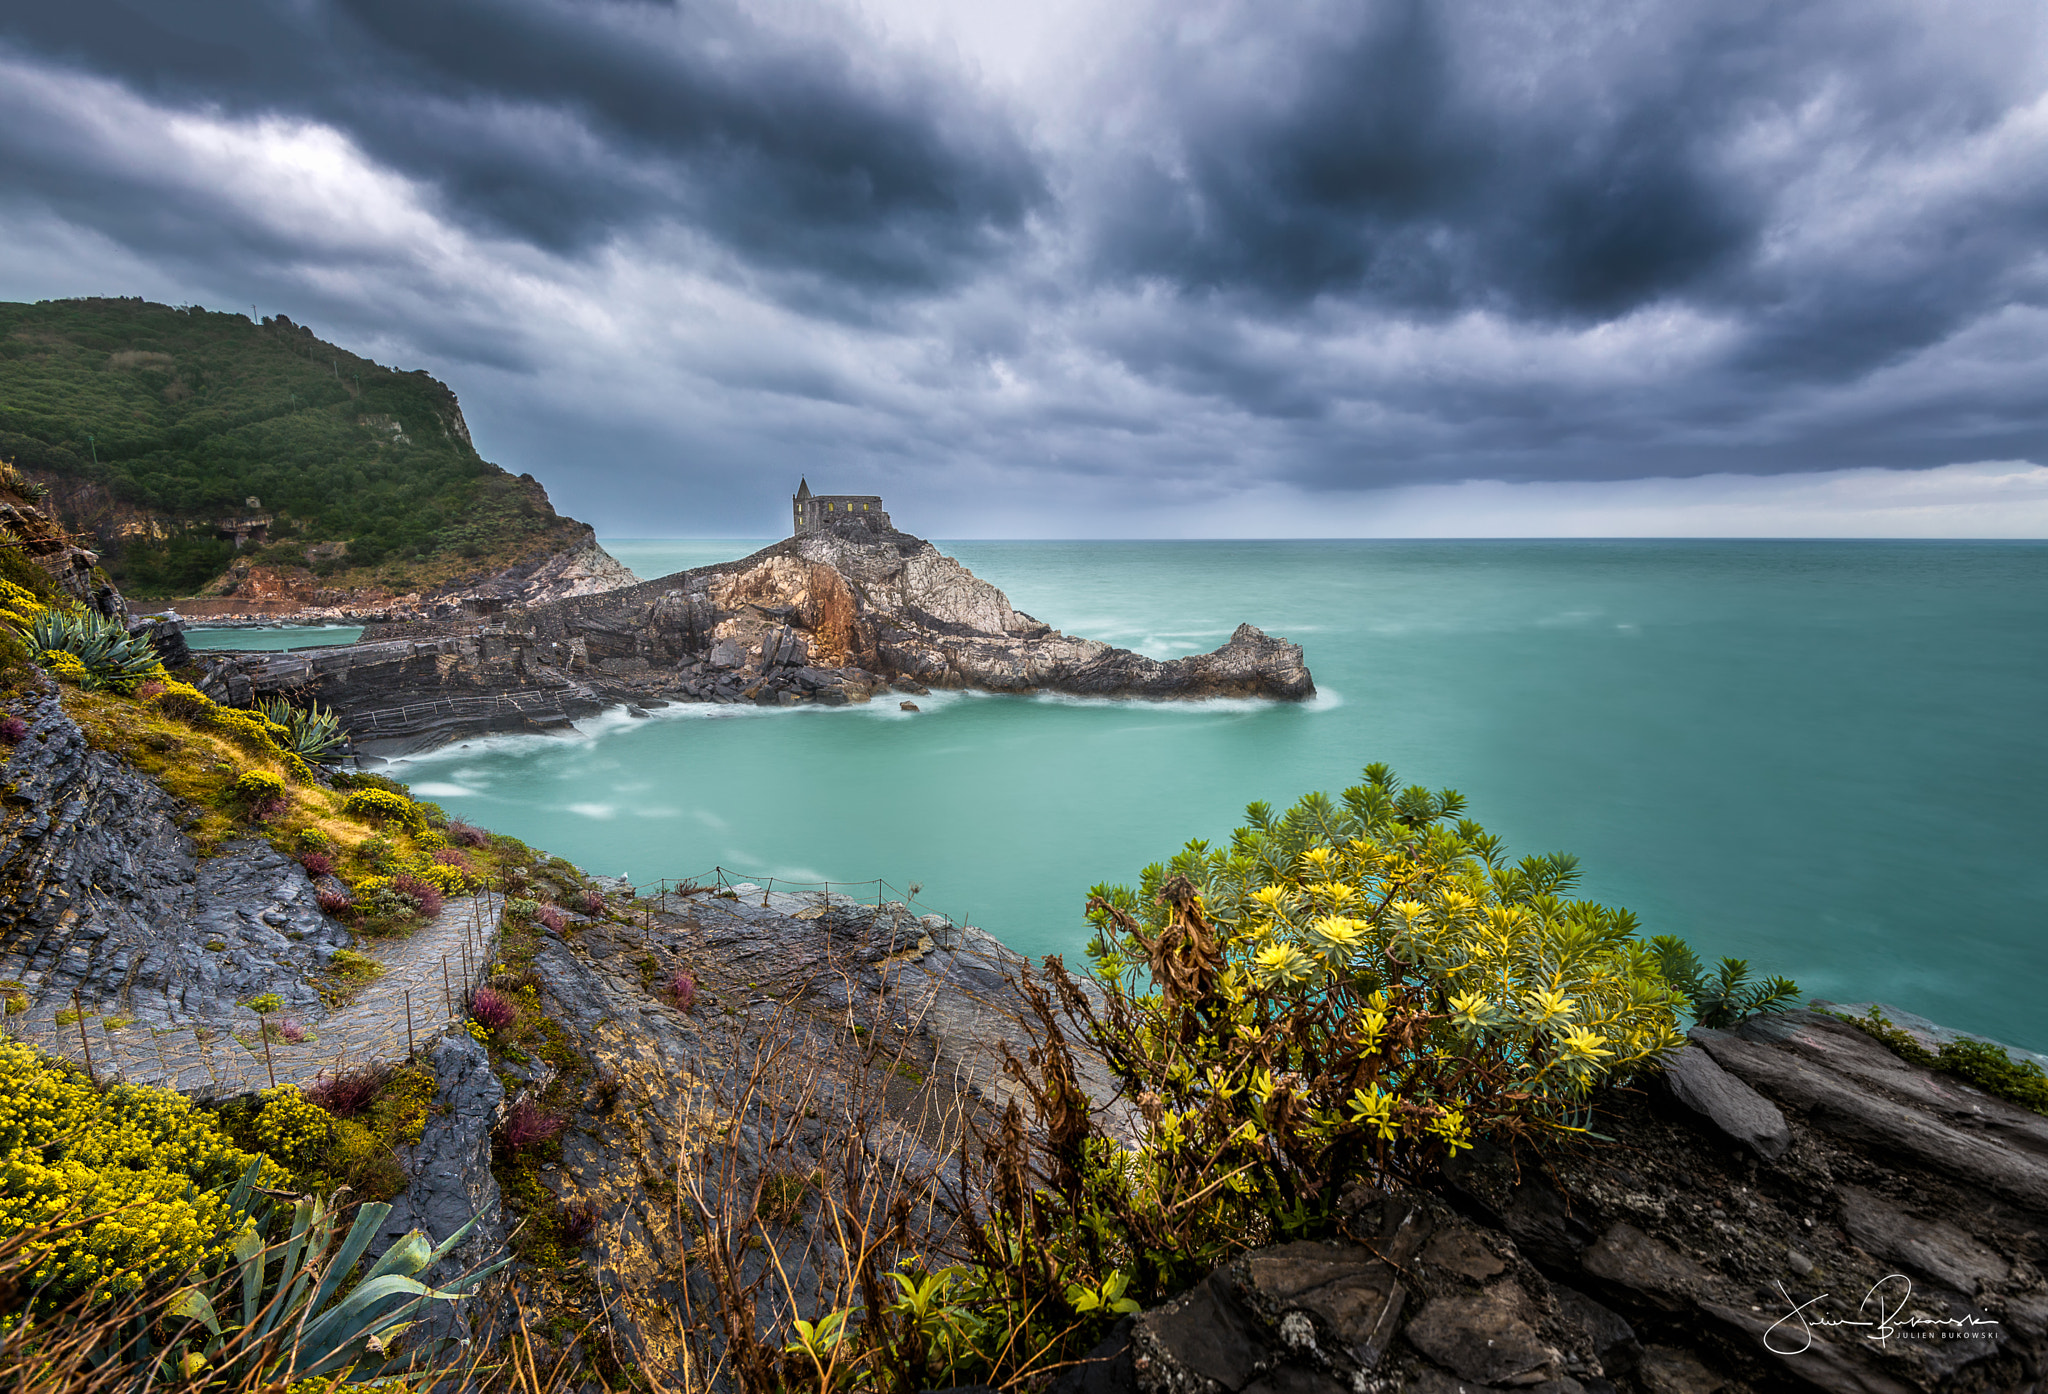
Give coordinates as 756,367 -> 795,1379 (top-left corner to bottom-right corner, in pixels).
213,511 -> 1314,754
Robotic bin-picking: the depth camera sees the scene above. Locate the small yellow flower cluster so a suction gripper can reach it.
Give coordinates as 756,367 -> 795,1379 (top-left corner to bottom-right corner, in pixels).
36,649 -> 89,683
342,788 -> 427,832
251,1085 -> 334,1168
0,1038 -> 287,1299
232,769 -> 288,802
0,579 -> 46,630
413,862 -> 467,896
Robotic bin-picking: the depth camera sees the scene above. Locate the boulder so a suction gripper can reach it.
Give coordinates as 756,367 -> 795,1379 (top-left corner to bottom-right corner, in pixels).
1657,1041 -> 1792,1160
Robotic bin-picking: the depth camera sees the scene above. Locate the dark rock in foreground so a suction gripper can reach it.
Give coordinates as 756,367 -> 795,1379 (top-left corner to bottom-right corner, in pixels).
1054,1007 -> 2045,1394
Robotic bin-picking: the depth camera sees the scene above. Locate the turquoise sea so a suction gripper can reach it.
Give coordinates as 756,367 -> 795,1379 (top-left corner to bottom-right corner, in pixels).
388,539 -> 2044,1052
185,625 -> 364,652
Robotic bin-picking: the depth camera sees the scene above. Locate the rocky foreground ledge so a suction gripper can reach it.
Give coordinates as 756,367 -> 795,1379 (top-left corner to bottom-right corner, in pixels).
196,522 -> 1314,754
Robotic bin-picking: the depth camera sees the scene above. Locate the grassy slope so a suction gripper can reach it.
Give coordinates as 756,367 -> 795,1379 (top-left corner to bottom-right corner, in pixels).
0,296 -> 586,598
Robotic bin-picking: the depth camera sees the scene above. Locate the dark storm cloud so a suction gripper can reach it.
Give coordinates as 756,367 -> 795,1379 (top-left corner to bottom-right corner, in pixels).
1077,0 -> 2048,453
0,0 -> 1044,289
0,0 -> 2044,526
1088,1 -> 1753,315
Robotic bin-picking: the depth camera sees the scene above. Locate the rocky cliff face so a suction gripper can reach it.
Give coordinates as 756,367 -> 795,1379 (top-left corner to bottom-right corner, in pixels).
172,524 -> 640,625
434,523 -> 640,609
1088,1010 -> 2048,1394
379,883 -> 2048,1394
0,681 -> 351,1035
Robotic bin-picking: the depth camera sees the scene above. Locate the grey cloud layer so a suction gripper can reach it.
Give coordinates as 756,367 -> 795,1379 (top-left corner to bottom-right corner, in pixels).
3,0 -> 1043,285
0,0 -> 2044,527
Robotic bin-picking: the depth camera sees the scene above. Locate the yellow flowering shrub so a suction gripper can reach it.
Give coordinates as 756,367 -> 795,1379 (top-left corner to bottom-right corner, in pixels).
342,788 -> 427,832
36,649 -> 88,684
251,1086 -> 333,1168
413,862 -> 467,896
0,1038 -> 287,1299
971,764 -> 1688,1321
0,578 -> 48,630
232,769 -> 287,803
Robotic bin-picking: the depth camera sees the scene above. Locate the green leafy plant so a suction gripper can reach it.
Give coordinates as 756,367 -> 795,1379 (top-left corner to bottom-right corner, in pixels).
1649,937 -> 1801,1028
255,697 -> 348,761
28,610 -> 165,694
161,1189 -> 502,1386
1829,1006 -> 2048,1116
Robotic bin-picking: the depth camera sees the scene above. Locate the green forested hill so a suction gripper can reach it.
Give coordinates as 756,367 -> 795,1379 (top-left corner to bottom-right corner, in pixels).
0,297 -> 585,597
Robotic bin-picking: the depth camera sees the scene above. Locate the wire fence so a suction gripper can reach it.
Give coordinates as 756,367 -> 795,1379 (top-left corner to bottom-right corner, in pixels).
612,866 -> 975,935
2,891 -> 505,1096
1,867 -> 989,1098
349,690 -> 570,733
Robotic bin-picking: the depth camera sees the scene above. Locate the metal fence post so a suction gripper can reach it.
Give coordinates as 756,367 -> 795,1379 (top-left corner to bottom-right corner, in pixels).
73,991 -> 95,1087
259,1016 -> 277,1090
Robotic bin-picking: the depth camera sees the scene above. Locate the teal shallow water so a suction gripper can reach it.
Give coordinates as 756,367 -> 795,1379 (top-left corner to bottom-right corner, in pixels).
397,539 -> 2048,1052
185,625 -> 364,652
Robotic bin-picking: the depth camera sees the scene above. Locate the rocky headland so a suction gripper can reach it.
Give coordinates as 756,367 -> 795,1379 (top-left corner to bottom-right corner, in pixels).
197,509 -> 1315,755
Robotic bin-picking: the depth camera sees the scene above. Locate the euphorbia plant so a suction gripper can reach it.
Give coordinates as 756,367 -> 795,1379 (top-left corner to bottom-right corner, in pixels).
972,764 -> 1689,1318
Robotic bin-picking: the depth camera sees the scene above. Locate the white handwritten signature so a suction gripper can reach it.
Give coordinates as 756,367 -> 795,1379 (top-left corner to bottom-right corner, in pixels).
1765,1276 -> 2002,1355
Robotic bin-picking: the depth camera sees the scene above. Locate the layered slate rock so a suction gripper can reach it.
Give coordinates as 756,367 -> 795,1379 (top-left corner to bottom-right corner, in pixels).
239,521 -> 1312,751
372,1027 -> 511,1348
1081,1193 -> 1604,1394
1658,1043 -> 1792,1162
197,634 -> 606,756
0,682 -> 350,1033
1045,1006 -> 2046,1394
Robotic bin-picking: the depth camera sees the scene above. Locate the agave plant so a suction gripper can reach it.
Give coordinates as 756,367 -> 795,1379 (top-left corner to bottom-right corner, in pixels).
159,1179 -> 503,1386
29,610 -> 163,693
257,696 -> 349,759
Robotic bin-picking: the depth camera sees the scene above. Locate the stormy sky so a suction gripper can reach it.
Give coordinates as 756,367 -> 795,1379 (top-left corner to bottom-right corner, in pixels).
2,0 -> 2046,537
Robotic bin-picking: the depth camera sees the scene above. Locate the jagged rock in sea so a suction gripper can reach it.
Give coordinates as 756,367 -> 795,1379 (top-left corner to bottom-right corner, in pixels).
428,521 -> 641,611
219,502 -> 1313,752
